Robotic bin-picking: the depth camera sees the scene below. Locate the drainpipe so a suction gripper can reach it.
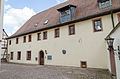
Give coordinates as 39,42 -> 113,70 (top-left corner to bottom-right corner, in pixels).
111,10 -> 115,28
6,39 -> 8,62
109,0 -> 114,28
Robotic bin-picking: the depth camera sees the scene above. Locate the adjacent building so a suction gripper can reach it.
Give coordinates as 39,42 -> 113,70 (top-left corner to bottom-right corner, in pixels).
106,22 -> 120,79
7,0 -> 120,76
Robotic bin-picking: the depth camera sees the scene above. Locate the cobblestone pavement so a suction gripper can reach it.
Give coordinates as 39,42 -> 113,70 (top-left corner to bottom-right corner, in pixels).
0,63 -> 112,79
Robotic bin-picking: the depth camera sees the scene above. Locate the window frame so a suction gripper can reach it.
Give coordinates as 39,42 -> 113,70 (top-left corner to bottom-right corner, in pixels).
37,33 -> 41,41
26,51 -> 31,60
69,24 -> 75,35
93,18 -> 103,32
55,28 -> 60,38
98,0 -> 111,9
17,51 -> 21,60
9,40 -> 11,45
23,36 -> 26,43
16,38 -> 19,44
43,31 -> 47,40
10,52 -> 13,60
28,35 -> 32,42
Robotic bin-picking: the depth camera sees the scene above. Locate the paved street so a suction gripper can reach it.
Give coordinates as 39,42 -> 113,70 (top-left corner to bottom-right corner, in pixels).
0,63 -> 112,79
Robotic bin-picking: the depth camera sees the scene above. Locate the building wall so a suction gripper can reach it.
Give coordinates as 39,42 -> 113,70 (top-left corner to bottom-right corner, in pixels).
8,13 -> 119,69
108,25 -> 120,79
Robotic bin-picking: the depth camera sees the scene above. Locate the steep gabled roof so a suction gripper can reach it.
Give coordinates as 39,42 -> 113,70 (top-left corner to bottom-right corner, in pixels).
8,0 -> 120,39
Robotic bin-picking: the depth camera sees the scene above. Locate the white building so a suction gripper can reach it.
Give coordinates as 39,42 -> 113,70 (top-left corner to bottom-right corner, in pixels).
106,22 -> 120,79
7,0 -> 120,78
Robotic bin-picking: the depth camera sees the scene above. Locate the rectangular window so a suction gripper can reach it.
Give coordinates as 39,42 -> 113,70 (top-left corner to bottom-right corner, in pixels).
93,19 -> 102,32
27,51 -> 31,60
55,28 -> 60,38
9,40 -> 11,45
37,33 -> 41,40
10,52 -> 13,60
69,25 -> 75,35
106,0 -> 110,8
43,31 -> 47,40
16,38 -> 18,44
23,36 -> 26,43
81,61 -> 87,68
98,0 -> 111,9
17,51 -> 21,60
47,56 -> 52,60
28,35 -> 32,42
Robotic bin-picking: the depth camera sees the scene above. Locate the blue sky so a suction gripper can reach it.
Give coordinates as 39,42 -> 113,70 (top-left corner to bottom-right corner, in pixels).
4,0 -> 67,36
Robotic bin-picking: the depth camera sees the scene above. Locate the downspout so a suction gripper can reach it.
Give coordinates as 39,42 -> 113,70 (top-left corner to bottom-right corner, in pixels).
111,10 -> 115,28
110,0 -> 114,28
6,39 -> 8,62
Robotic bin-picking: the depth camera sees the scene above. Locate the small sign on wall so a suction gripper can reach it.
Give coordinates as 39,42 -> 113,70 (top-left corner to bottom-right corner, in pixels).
35,57 -> 38,61
62,50 -> 66,54
47,56 -> 52,60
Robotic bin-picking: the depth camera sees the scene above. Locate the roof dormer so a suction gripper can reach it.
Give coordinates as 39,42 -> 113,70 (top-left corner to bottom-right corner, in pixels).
57,4 -> 76,23
98,0 -> 112,9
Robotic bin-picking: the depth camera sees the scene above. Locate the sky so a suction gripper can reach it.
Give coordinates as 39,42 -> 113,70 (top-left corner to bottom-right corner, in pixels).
4,0 -> 67,36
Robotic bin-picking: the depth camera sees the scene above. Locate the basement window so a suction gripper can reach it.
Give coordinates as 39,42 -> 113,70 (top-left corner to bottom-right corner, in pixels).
81,61 -> 87,68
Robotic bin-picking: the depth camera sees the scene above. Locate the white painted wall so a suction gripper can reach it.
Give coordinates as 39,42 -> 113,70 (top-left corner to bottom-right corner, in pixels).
109,24 -> 120,79
8,13 -> 120,69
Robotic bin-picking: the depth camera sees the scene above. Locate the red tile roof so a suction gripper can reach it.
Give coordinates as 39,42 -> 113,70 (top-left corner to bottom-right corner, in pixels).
8,0 -> 120,38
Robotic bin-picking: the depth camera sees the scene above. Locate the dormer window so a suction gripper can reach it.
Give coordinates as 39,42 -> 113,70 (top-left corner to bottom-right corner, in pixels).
57,4 -> 76,23
44,19 -> 49,25
61,10 -> 70,17
34,23 -> 39,27
98,0 -> 112,9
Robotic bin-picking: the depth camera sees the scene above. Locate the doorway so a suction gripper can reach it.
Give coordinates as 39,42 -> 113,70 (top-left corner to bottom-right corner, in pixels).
39,51 -> 44,65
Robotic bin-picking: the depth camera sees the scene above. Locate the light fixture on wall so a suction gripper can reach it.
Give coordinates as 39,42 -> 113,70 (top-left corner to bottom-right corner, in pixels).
106,37 -> 114,48
106,37 -> 120,60
45,50 -> 47,54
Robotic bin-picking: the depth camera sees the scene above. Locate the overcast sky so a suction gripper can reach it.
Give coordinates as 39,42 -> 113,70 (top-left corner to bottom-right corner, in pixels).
4,0 -> 67,36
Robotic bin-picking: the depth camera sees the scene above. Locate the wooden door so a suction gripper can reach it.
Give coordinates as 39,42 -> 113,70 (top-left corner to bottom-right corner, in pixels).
39,51 -> 44,65
109,48 -> 116,75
